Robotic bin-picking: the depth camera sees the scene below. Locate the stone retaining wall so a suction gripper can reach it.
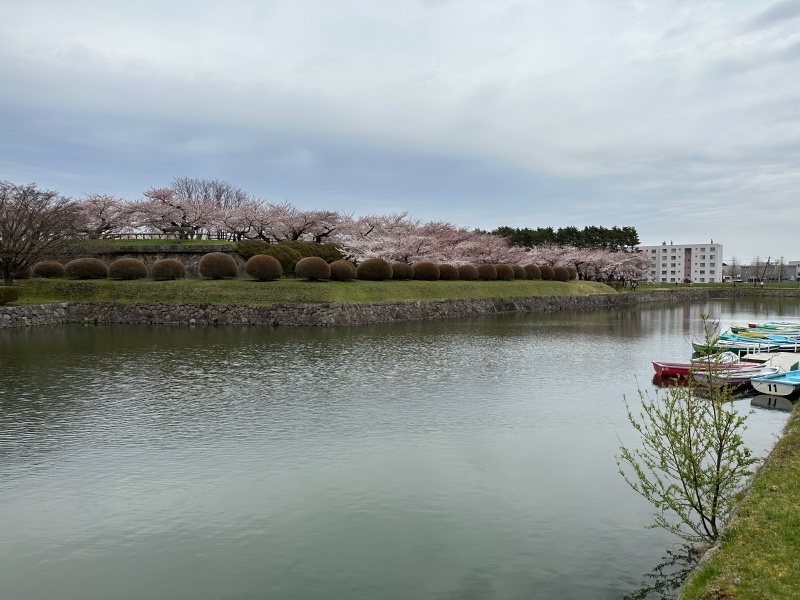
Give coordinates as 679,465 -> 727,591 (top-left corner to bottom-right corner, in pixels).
90,245 -> 244,278
0,303 -> 72,329
1,289 -> 714,330
4,288 -> 796,330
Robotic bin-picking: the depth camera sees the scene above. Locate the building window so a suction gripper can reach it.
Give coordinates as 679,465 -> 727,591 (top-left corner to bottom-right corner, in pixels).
701,247 -> 706,251
710,255 -> 715,260
671,263 -> 676,267
700,278 -> 706,282
671,249 -> 676,253
710,269 -> 715,274
700,263 -> 705,267
700,270 -> 705,274
710,247 -> 715,251
670,278 -> 675,282
701,255 -> 706,259
671,270 -> 676,274
662,249 -> 667,253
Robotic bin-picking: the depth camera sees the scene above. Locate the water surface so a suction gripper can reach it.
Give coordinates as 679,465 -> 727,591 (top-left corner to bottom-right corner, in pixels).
0,299 -> 795,599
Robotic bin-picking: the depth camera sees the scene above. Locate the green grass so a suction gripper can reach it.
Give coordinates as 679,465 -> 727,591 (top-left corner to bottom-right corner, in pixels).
681,404 -> 800,599
10,278 -> 615,306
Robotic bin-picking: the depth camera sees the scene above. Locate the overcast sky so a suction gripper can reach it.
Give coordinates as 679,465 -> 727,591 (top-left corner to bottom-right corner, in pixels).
2,0 -> 798,263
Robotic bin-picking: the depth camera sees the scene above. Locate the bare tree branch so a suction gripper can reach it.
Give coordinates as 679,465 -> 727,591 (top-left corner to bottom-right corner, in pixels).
0,181 -> 85,286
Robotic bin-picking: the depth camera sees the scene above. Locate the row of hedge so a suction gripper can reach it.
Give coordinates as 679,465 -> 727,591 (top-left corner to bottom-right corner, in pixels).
356,260 -> 577,282
13,255 -> 578,283
17,258 -> 190,281
235,240 -> 343,276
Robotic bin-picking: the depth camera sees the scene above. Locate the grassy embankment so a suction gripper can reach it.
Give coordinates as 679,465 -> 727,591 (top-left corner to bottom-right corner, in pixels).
11,278 -> 615,306
681,403 -> 800,599
0,238 -> 610,304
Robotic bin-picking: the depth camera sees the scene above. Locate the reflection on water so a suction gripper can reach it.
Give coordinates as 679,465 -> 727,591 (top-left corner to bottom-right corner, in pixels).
621,545 -> 702,600
0,300 -> 795,600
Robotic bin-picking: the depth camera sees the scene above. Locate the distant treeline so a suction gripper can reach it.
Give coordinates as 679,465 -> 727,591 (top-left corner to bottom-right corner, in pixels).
492,225 -> 640,252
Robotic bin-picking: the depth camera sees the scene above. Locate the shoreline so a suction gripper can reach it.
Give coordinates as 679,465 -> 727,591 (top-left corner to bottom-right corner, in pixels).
2,287 -> 798,330
0,288 -> 715,329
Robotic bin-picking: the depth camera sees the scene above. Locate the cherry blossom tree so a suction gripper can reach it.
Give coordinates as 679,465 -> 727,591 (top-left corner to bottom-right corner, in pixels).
333,215 -> 531,266
76,194 -> 130,238
219,203 -> 255,241
131,188 -> 221,238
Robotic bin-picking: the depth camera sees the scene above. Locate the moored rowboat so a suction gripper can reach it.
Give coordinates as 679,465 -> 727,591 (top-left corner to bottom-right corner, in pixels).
692,365 -> 781,388
750,370 -> 800,398
652,352 -> 741,377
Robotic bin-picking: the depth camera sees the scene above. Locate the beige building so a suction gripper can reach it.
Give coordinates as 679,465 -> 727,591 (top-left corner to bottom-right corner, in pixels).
637,240 -> 724,283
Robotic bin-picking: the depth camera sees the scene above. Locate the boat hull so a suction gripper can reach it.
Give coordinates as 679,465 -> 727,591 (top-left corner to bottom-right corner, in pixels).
692,366 -> 781,388
652,352 -> 740,377
750,371 -> 800,397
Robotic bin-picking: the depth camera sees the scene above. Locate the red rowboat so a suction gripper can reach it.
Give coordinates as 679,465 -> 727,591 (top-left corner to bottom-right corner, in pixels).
652,351 -> 745,378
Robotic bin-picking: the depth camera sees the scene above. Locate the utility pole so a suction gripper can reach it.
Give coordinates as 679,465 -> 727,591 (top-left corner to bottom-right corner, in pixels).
760,256 -> 771,283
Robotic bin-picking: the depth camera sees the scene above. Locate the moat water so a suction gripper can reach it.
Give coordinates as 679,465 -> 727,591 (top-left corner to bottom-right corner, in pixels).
0,298 -> 796,599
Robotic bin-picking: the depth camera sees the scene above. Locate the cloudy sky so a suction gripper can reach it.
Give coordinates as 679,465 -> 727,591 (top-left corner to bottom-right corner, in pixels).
2,0 -> 798,263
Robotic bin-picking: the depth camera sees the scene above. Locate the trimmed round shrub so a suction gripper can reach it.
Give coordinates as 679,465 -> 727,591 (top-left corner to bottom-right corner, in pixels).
245,254 -> 282,281
151,259 -> 186,280
476,264 -> 497,281
413,261 -> 440,281
65,258 -> 109,279
438,264 -> 459,280
295,256 -> 331,281
553,266 -> 570,282
512,265 -> 526,280
390,262 -> 414,280
458,265 -> 479,280
567,266 -> 578,280
109,258 -> 148,280
357,258 -> 393,281
33,261 -> 65,278
0,287 -> 20,305
524,264 -> 541,280
495,264 -> 515,281
199,252 -> 238,279
539,265 -> 555,280
329,260 -> 356,282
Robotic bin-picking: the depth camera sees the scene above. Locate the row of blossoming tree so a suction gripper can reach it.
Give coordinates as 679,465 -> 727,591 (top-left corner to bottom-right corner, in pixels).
74,178 -> 653,282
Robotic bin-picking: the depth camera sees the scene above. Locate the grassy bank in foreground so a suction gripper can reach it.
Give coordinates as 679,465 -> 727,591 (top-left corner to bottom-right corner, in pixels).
681,404 -> 800,599
11,278 -> 616,306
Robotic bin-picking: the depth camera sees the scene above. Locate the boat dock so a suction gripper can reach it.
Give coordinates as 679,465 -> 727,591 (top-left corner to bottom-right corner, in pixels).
741,352 -> 800,371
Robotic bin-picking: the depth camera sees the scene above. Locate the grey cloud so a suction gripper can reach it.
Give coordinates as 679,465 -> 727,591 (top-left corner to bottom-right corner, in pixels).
1,1 -> 799,262
745,0 -> 800,32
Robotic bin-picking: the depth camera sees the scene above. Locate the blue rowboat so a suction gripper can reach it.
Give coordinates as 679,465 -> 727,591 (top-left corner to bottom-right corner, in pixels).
750,370 -> 800,397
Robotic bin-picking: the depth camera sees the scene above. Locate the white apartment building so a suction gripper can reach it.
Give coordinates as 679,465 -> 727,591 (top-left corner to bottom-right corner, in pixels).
637,240 -> 724,283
